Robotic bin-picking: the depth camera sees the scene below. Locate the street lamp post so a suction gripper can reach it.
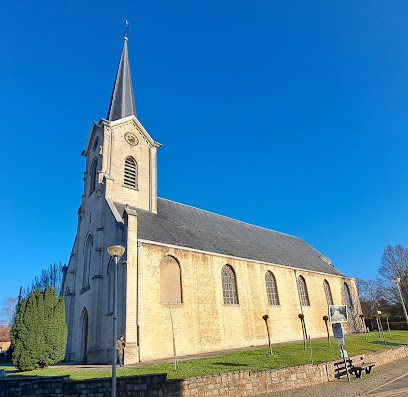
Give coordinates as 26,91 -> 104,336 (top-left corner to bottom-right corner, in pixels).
391,278 -> 408,327
108,245 -> 126,397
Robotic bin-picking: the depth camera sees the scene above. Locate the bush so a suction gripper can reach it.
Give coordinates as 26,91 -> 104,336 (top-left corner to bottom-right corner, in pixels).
10,287 -> 67,371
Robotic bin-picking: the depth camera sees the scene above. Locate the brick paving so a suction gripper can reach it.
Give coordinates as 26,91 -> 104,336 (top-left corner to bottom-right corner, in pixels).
260,356 -> 408,397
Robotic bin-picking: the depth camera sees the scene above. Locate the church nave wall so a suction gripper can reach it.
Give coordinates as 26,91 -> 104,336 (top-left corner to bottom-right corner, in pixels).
135,243 -> 361,362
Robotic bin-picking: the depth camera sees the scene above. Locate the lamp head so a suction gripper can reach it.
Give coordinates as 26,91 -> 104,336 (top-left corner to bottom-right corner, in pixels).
391,277 -> 401,284
107,245 -> 125,258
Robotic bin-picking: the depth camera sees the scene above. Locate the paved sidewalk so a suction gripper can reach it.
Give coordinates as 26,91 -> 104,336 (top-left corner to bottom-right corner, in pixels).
260,356 -> 408,397
366,373 -> 408,396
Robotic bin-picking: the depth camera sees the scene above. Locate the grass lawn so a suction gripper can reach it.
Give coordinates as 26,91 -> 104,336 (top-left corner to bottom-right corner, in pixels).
1,331 -> 407,380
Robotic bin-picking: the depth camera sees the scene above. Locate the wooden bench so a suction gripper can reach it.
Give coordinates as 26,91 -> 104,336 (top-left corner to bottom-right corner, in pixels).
348,355 -> 375,378
334,354 -> 375,379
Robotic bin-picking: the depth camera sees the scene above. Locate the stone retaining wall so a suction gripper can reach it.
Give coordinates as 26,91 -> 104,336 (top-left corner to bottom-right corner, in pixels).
1,346 -> 407,397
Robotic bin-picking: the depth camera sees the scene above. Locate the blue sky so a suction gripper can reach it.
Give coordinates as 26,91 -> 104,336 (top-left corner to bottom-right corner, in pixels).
1,1 -> 408,304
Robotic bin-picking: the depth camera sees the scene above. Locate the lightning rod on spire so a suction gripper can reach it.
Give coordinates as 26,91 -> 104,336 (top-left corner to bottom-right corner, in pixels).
123,20 -> 130,40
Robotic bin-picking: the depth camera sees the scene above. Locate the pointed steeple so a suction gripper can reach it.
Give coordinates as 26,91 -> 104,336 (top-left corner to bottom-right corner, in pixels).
107,38 -> 136,121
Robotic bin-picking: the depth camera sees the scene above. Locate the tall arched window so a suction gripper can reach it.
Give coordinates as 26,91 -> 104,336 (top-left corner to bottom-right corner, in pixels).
160,256 -> 182,303
344,282 -> 353,308
90,158 -> 97,195
265,271 -> 279,305
80,308 -> 89,363
82,234 -> 93,288
297,275 -> 310,306
323,280 -> 333,306
124,156 -> 137,189
107,259 -> 114,314
64,288 -> 71,324
221,265 -> 238,304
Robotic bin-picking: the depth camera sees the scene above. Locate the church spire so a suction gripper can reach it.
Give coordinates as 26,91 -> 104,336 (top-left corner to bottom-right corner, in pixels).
107,33 -> 136,122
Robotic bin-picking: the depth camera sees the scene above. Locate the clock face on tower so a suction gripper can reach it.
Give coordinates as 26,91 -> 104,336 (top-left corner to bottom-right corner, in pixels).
124,132 -> 139,146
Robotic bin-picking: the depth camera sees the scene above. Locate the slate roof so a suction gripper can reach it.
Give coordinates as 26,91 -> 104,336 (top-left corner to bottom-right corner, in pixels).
107,39 -> 136,121
114,198 -> 345,277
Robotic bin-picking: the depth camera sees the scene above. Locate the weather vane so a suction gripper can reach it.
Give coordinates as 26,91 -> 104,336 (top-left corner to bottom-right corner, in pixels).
123,20 -> 130,40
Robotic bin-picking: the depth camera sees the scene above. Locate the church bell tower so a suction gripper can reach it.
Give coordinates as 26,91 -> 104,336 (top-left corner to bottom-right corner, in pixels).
82,36 -> 160,214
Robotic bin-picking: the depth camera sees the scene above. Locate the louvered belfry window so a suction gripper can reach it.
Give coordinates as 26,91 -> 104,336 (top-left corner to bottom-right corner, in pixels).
124,157 -> 137,188
323,279 -> 333,306
297,275 -> 310,306
266,271 -> 279,305
221,265 -> 238,304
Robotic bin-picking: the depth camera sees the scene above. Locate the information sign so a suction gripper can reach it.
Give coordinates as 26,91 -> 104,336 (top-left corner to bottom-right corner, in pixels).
331,322 -> 344,339
329,305 -> 348,323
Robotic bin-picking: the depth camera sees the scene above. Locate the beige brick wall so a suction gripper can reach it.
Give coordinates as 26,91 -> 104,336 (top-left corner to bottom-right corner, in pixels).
136,242 -> 363,362
102,118 -> 158,213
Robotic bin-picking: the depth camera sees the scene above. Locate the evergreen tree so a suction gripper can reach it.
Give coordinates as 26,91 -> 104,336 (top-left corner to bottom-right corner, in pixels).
10,288 -> 67,371
42,287 -> 67,367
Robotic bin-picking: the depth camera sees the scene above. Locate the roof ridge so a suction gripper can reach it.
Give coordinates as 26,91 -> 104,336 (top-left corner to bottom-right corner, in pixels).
157,197 -> 302,241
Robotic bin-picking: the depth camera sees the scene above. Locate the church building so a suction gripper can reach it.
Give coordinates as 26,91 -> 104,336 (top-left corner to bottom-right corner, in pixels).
62,37 -> 363,364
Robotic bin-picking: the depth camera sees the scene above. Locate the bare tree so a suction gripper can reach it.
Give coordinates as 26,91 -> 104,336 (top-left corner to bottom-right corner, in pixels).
356,278 -> 380,318
377,244 -> 408,310
23,262 -> 64,297
0,296 -> 18,326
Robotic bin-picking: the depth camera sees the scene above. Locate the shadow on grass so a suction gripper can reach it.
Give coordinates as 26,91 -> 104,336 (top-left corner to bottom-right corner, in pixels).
211,362 -> 248,367
7,374 -> 37,378
0,363 -> 17,375
369,341 -> 405,347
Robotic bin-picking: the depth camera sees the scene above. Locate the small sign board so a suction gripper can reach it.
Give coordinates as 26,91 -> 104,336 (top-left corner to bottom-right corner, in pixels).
337,338 -> 345,346
329,305 -> 348,323
339,349 -> 348,358
332,322 -> 344,339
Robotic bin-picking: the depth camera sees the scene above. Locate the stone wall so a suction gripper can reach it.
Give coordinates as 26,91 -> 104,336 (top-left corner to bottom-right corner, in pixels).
1,346 -> 407,397
0,376 -> 68,397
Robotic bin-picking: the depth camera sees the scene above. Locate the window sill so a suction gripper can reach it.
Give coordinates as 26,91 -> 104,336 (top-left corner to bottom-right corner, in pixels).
223,304 -> 240,307
122,184 -> 139,191
160,302 -> 184,305
80,285 -> 90,295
